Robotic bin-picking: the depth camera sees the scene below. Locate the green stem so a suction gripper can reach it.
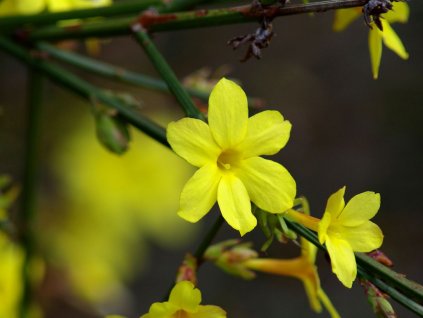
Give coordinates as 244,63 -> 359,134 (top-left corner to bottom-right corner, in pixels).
356,252 -> 423,304
36,42 -> 210,102
0,0 -> 162,30
0,36 -> 168,147
19,69 -> 44,318
132,27 -> 204,120
27,0 -> 368,41
135,0 -> 368,32
358,269 -> 423,317
194,215 -> 224,261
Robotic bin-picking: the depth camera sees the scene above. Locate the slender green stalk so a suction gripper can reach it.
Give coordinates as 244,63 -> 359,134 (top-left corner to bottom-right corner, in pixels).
0,0 -> 161,30
194,215 -> 224,261
28,0 -> 368,41
36,42 -> 210,102
19,69 -> 44,318
0,36 -> 168,147
132,27 -> 204,120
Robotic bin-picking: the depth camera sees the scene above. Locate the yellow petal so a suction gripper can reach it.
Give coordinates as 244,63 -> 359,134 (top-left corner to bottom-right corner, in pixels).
385,2 -> 409,24
143,302 -> 177,318
236,110 -> 292,158
217,174 -> 256,236
72,0 -> 112,9
302,273 -> 322,313
369,27 -> 383,80
325,186 -> 345,217
380,20 -> 409,60
192,305 -> 227,318
0,0 -> 45,15
178,164 -> 221,223
301,237 -> 318,264
208,78 -> 248,149
237,157 -> 296,213
0,0 -> 18,16
325,236 -> 356,288
339,191 -> 380,226
169,281 -> 201,312
18,0 -> 45,14
167,118 -> 220,167
333,8 -> 361,32
341,221 -> 384,252
47,0 -> 73,12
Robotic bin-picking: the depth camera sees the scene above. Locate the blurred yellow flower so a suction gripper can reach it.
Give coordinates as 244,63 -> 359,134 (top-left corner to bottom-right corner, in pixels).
0,0 -> 111,16
245,233 -> 339,317
333,2 -> 409,79
140,281 -> 226,318
41,112 -> 195,305
167,78 -> 296,236
0,234 -> 23,318
318,187 -> 384,288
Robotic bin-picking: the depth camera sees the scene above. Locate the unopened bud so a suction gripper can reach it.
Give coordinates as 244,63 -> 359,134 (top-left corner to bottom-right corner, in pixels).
176,254 -> 197,285
360,279 -> 397,318
368,250 -> 394,267
95,113 -> 131,155
205,240 -> 258,280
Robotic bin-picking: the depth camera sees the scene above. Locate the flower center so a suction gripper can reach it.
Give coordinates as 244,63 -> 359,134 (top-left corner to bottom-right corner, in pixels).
217,149 -> 241,171
173,310 -> 190,318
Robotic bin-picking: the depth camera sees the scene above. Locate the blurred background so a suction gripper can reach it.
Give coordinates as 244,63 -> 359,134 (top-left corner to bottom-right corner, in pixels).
0,0 -> 422,317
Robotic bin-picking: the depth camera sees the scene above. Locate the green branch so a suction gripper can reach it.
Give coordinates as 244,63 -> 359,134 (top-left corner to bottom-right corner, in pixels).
359,269 -> 423,317
356,252 -> 423,304
27,0 -> 368,41
36,42 -> 210,102
19,69 -> 44,318
0,36 -> 168,148
132,26 -> 204,120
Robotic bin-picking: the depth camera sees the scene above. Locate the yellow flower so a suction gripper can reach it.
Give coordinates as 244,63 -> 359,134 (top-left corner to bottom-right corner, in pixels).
47,0 -> 112,13
245,237 -> 340,318
0,0 -> 111,16
141,281 -> 226,318
333,2 -> 409,79
167,78 -> 296,236
0,234 -> 23,318
318,186 -> 384,288
0,0 -> 44,16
